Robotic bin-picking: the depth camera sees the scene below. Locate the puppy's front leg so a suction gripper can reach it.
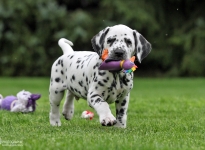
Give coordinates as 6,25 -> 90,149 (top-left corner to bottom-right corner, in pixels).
49,86 -> 64,126
88,93 -> 117,126
114,93 -> 130,128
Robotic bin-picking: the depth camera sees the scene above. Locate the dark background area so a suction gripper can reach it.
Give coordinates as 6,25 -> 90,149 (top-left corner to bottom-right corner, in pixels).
0,0 -> 204,77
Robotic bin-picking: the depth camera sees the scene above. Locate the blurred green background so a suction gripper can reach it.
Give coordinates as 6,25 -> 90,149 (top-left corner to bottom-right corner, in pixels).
0,0 -> 204,77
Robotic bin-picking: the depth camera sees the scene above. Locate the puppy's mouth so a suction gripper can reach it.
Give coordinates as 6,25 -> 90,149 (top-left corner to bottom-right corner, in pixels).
105,56 -> 125,62
105,58 -> 121,63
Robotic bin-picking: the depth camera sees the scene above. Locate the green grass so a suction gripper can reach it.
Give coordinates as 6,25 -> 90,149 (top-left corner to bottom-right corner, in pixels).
0,77 -> 205,150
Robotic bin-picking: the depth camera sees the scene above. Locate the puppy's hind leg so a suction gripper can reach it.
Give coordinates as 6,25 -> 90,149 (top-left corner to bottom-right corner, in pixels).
49,85 -> 64,126
62,90 -> 75,120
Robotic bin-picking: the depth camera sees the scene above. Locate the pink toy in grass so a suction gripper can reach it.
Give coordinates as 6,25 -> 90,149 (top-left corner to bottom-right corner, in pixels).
99,49 -> 138,73
81,110 -> 94,120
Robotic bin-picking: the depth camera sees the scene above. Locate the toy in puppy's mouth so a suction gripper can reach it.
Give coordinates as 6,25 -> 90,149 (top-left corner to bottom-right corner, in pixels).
99,49 -> 138,73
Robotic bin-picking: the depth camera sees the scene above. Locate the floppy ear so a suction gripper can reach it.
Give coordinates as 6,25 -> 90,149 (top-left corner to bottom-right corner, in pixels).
91,27 -> 110,56
133,30 -> 152,63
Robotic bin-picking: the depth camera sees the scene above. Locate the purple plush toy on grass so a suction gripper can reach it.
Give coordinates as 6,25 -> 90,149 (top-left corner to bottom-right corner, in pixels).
0,90 -> 41,113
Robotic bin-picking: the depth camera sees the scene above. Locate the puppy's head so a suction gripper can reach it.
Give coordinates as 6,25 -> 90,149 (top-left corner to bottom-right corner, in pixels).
91,24 -> 151,63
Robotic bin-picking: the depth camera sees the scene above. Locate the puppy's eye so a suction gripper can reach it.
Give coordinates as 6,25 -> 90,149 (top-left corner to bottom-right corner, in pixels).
107,38 -> 116,44
125,38 -> 132,45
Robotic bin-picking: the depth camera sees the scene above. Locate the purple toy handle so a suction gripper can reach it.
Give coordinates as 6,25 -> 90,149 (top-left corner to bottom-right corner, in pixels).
99,60 -> 136,71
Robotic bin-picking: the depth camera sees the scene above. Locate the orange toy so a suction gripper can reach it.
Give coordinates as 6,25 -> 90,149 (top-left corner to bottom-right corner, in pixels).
101,49 -> 109,61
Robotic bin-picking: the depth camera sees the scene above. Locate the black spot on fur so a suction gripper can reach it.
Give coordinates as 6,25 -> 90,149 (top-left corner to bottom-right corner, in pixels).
94,77 -> 98,82
55,78 -> 60,82
121,75 -> 129,86
95,98 -> 101,103
84,86 -> 87,91
93,63 -> 99,69
107,37 -> 116,47
91,94 -> 101,98
76,60 -> 81,63
98,81 -> 104,86
93,72 -> 96,78
116,93 -> 123,99
58,59 -> 61,64
111,80 -> 117,88
99,28 -> 110,46
99,71 -> 106,76
103,79 -> 108,83
72,75 -> 75,80
70,87 -> 74,92
121,100 -> 126,106
116,100 -> 119,104
106,95 -> 110,101
120,108 -> 124,114
138,47 -> 141,53
102,91 -> 105,96
61,70 -> 64,75
61,60 -> 63,67
78,81 -> 83,87
55,91 -> 58,94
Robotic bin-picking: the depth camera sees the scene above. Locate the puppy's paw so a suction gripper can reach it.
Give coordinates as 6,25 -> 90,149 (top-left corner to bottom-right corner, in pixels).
62,109 -> 74,120
100,114 -> 117,126
114,122 -> 126,128
49,113 -> 61,126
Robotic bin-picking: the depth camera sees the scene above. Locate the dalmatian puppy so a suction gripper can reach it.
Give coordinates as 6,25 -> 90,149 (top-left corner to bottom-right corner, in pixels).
49,24 -> 151,128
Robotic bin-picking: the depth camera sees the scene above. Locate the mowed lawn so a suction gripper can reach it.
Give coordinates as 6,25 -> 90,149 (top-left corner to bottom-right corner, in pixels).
0,77 -> 205,150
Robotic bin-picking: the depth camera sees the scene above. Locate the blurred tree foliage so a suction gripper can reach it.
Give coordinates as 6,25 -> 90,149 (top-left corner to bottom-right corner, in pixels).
0,0 -> 204,77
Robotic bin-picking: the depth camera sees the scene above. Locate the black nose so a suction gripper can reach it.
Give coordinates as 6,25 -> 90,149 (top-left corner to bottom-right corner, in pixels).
114,49 -> 125,57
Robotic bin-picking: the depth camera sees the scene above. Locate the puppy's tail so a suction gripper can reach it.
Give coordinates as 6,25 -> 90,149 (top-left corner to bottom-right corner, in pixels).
58,38 -> 74,54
